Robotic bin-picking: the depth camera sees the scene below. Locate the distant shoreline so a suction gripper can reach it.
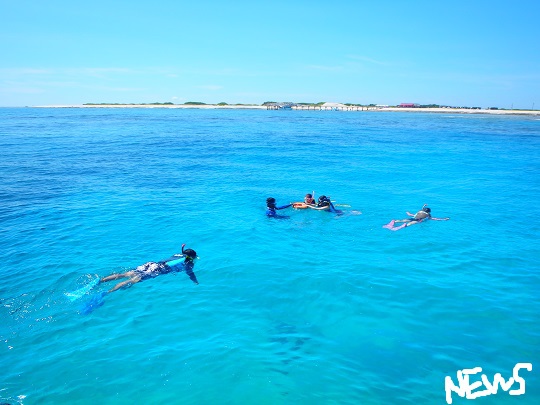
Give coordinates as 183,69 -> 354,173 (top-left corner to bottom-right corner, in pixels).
32,104 -> 540,116
373,107 -> 540,116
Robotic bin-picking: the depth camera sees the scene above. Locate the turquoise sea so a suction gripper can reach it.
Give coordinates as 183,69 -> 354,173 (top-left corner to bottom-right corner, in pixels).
0,107 -> 539,404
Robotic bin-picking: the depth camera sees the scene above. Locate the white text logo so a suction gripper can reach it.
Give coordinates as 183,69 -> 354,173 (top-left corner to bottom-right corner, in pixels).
445,363 -> 532,404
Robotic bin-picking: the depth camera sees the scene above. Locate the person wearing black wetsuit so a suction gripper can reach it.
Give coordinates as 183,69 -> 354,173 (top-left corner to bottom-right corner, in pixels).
312,195 -> 339,213
100,244 -> 199,293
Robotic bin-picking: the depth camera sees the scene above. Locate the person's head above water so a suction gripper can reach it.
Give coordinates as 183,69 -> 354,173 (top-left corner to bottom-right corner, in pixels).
422,206 -> 431,213
181,244 -> 197,261
266,197 -> 276,208
318,195 -> 330,203
183,248 -> 197,261
304,193 -> 315,203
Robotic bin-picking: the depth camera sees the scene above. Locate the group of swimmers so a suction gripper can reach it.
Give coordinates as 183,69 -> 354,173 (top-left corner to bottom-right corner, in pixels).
266,194 -> 450,229
266,195 -> 450,231
94,201 -> 449,300
97,194 -> 333,296
266,193 -> 341,217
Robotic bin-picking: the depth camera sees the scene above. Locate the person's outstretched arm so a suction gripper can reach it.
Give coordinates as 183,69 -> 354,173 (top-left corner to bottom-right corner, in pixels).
307,205 -> 330,210
185,262 -> 199,284
431,217 -> 450,221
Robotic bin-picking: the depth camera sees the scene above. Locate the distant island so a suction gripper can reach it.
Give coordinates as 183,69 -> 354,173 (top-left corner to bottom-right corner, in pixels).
35,101 -> 539,115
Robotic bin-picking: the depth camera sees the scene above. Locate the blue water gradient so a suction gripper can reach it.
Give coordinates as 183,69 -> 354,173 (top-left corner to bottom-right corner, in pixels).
1,108 -> 539,404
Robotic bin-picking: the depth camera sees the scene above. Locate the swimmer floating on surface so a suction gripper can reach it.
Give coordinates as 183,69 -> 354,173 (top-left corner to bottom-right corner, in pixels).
100,244 -> 199,292
383,204 -> 449,231
79,244 -> 199,314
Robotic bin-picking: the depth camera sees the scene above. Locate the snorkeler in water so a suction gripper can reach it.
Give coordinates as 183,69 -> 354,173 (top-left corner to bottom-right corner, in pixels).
100,244 -> 199,293
304,193 -> 316,205
266,197 -> 292,218
306,195 -> 340,213
383,204 -> 450,231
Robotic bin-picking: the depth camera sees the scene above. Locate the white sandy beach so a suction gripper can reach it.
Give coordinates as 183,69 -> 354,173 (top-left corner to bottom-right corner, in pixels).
35,104 -> 540,116
373,107 -> 540,116
37,104 -> 267,110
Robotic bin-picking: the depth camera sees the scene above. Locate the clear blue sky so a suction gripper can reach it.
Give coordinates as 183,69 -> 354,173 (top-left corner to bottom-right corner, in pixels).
1,0 -> 539,108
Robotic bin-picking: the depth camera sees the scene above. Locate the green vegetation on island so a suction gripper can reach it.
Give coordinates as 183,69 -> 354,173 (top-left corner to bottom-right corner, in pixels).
79,101 -> 522,111
83,102 -> 174,106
